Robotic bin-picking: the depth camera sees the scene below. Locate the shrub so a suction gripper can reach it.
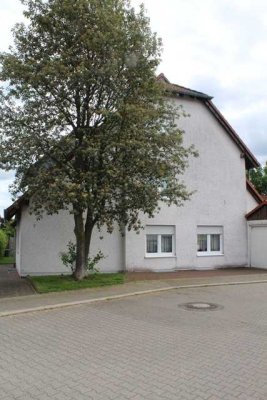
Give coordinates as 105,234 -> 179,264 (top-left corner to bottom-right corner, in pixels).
2,221 -> 15,237
60,241 -> 104,275
60,241 -> 76,273
0,230 -> 8,257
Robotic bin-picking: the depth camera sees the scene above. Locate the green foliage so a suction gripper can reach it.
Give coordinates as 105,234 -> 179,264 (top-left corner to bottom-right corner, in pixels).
0,0 -> 197,278
248,163 -> 267,195
0,230 -> 8,257
2,221 -> 15,238
60,241 -> 76,272
60,241 -> 104,273
86,251 -> 104,273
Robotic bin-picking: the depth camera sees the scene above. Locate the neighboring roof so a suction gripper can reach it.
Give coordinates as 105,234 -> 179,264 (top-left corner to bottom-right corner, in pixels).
157,73 -> 260,170
246,201 -> 267,220
157,73 -> 213,100
4,195 -> 29,221
246,179 -> 263,204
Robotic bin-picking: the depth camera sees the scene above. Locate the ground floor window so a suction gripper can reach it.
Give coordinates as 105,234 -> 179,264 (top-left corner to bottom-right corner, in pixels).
197,226 -> 223,256
146,226 -> 175,257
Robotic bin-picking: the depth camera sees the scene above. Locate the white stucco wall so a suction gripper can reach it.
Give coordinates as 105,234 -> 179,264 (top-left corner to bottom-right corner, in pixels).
18,205 -> 124,276
246,190 -> 259,213
125,97 -> 250,271
16,96 -> 256,275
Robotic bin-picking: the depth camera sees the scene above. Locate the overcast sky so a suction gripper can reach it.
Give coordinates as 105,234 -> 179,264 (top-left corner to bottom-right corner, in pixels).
1,0 -> 267,215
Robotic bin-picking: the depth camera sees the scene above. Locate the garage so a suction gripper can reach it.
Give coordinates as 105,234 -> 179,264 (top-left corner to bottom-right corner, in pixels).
247,202 -> 267,269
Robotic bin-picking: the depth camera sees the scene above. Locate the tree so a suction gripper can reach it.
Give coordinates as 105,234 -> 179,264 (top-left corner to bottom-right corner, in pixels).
0,0 -> 196,280
248,162 -> 267,195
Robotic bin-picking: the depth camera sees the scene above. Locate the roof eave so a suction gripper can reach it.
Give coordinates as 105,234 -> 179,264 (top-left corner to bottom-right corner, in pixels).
166,90 -> 213,101
4,195 -> 29,221
204,100 -> 260,170
157,73 -> 213,101
246,179 -> 263,204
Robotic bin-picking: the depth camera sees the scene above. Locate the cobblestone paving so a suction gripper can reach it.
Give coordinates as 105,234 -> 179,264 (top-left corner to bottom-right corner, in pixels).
0,283 -> 266,399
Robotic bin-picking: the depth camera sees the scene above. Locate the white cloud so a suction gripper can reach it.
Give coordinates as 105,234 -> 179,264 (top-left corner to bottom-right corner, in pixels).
0,0 -> 25,51
132,0 -> 267,165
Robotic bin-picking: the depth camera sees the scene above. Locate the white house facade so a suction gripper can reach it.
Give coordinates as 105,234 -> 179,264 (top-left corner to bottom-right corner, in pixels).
5,74 -> 265,276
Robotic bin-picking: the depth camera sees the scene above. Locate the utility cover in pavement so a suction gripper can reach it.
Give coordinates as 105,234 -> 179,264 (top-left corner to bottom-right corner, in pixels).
179,302 -> 223,311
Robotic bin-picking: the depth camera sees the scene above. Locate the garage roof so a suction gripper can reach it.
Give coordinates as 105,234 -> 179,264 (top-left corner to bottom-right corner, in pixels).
246,201 -> 267,220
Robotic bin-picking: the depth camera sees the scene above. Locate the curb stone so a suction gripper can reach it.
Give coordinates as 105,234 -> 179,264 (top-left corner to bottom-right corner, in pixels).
0,278 -> 267,318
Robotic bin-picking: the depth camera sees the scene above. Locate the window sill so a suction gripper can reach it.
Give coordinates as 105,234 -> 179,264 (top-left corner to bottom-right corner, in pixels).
197,253 -> 224,257
145,254 -> 176,259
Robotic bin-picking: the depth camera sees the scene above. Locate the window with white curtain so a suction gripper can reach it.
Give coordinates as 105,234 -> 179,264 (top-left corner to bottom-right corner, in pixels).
197,226 -> 223,256
146,226 -> 175,256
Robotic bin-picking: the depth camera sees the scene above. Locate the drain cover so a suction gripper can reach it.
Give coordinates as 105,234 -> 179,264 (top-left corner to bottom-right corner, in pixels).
179,302 -> 223,311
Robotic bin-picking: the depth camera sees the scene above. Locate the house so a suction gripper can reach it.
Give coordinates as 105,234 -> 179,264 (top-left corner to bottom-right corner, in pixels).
5,74 -> 267,275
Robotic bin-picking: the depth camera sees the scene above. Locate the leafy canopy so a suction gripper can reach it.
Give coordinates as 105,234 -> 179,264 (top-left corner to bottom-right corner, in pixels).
0,0 -> 196,233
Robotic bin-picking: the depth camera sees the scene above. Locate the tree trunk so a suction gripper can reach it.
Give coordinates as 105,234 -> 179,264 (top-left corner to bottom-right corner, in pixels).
84,210 -> 94,262
73,211 -> 87,280
73,209 -> 96,280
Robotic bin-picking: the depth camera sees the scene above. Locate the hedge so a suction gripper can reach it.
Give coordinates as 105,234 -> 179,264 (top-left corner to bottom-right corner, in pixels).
0,230 -> 8,257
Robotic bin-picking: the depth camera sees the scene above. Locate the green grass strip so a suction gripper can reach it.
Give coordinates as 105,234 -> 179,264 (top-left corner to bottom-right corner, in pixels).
29,273 -> 124,293
0,257 -> 15,265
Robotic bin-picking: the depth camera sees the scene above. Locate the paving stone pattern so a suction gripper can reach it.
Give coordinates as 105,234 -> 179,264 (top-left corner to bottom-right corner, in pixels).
0,283 -> 266,400
0,265 -> 35,298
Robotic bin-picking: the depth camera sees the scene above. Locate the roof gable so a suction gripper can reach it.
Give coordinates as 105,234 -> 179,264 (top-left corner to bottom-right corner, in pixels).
205,101 -> 260,169
158,74 -> 260,170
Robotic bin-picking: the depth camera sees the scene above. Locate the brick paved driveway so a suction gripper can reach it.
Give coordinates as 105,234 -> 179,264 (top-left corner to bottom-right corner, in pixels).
0,283 -> 266,400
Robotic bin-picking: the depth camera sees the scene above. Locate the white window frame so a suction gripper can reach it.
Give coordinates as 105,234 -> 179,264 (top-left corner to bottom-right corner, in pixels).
197,226 -> 223,256
146,226 -> 175,258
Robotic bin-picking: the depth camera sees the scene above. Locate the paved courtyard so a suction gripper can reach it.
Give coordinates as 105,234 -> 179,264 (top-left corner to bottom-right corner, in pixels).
0,283 -> 266,400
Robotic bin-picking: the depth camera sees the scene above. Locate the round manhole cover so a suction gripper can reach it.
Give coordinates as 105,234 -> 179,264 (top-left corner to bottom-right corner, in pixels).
179,302 -> 223,311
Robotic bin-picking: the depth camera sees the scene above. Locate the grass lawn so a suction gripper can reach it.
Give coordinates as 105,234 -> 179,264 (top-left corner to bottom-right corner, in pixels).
29,273 -> 125,293
0,256 -> 15,265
